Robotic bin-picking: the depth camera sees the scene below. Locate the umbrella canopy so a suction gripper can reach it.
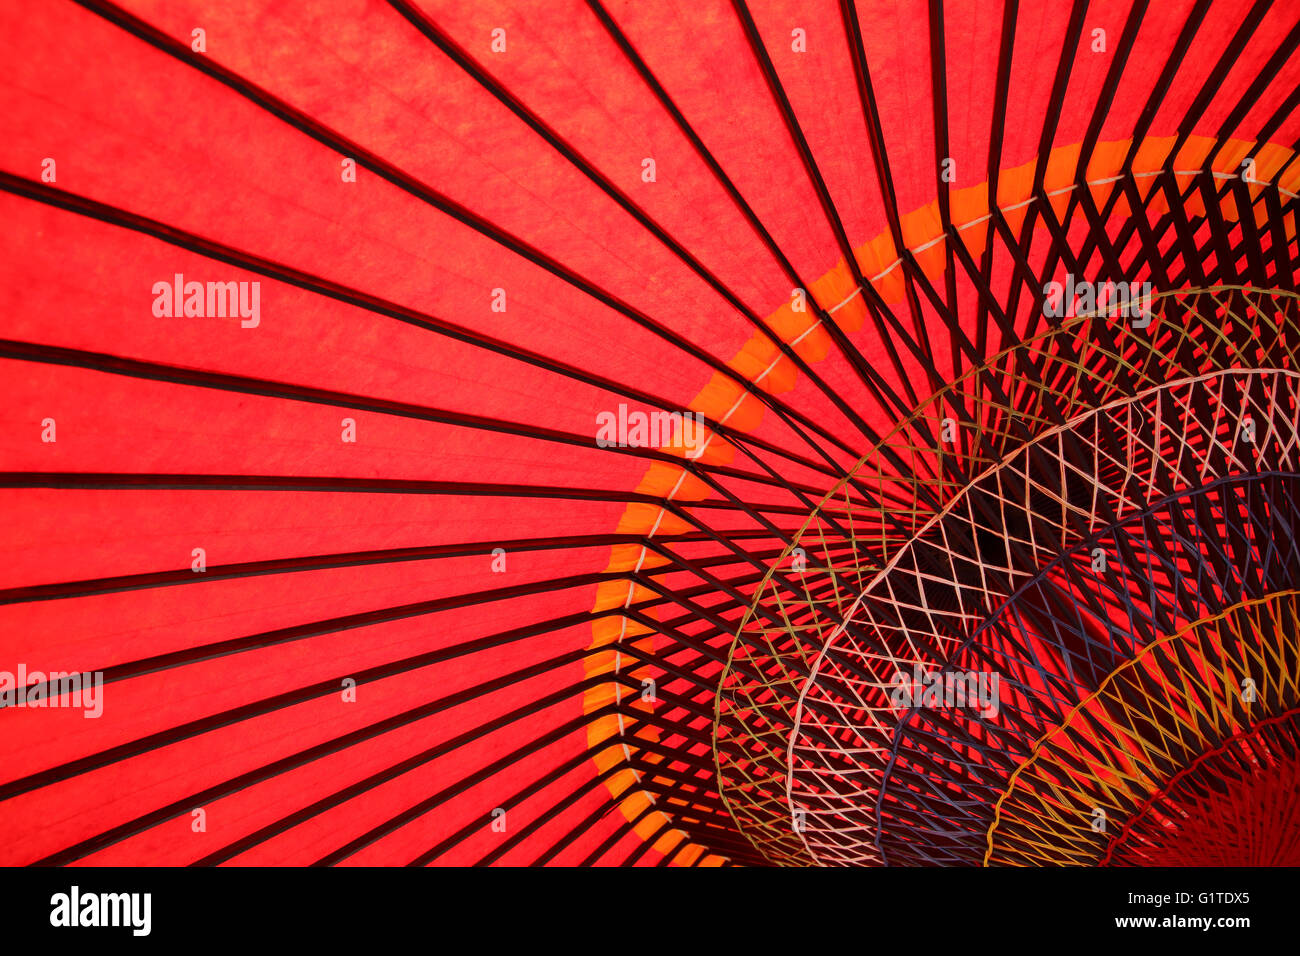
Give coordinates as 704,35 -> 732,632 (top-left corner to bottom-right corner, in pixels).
1,0 -> 1297,866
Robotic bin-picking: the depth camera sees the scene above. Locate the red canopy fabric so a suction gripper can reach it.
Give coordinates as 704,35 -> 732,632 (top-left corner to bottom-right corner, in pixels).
1,0 -> 1297,866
